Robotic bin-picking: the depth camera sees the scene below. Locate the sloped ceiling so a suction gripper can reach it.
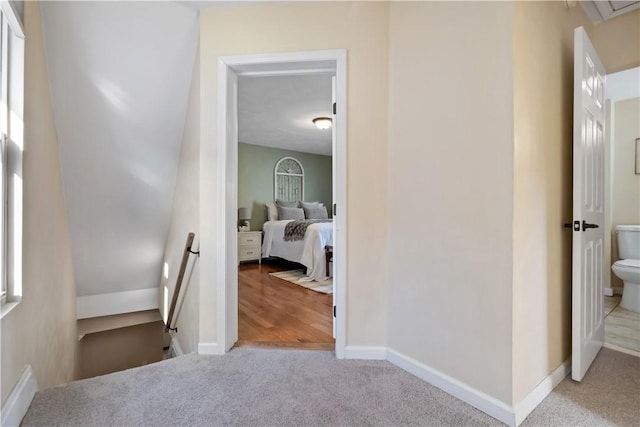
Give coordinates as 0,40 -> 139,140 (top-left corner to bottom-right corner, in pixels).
40,1 -> 198,297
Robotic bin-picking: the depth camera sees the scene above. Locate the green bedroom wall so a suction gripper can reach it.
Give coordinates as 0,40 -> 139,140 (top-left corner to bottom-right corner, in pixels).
238,142 -> 332,231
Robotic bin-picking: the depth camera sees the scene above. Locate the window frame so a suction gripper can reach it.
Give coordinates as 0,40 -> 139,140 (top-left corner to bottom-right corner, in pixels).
0,0 -> 24,310
0,8 -> 8,304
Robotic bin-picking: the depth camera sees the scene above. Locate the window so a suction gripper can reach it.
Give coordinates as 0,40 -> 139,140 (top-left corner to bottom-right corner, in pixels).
0,133 -> 5,305
1,9 -> 7,304
0,2 -> 24,310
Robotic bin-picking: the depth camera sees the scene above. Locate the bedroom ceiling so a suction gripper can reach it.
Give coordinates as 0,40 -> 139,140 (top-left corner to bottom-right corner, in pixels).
40,2 -> 199,298
238,74 -> 334,156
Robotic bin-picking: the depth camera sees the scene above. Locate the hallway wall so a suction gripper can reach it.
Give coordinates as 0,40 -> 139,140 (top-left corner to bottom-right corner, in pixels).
160,45 -> 201,354
512,1 -> 640,404
1,1 -> 77,405
386,1 -> 515,404
199,1 -> 390,349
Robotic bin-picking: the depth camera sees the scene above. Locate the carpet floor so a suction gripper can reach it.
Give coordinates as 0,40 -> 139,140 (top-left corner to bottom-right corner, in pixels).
22,347 -> 639,426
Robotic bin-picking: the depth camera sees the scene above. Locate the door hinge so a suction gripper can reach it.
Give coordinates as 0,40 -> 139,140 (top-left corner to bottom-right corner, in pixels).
333,102 -> 336,115
333,306 -> 336,318
333,203 -> 337,216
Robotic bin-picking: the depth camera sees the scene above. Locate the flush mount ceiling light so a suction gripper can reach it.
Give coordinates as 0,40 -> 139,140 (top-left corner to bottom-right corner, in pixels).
312,117 -> 332,130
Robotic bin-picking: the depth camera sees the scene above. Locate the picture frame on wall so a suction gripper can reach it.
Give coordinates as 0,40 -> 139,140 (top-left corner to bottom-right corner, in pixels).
636,138 -> 640,175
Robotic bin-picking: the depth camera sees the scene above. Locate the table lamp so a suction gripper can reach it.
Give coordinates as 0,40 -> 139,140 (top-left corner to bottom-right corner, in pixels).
238,207 -> 252,232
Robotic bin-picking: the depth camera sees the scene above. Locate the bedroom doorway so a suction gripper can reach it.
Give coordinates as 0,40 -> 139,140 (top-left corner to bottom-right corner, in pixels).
236,74 -> 334,348
216,50 -> 347,358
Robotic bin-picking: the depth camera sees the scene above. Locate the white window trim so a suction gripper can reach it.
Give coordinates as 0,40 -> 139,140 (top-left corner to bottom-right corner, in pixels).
1,134 -> 6,305
0,8 -> 8,306
0,1 -> 23,38
0,0 -> 23,316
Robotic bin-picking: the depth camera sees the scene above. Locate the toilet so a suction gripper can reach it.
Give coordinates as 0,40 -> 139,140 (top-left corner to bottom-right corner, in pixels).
611,225 -> 640,313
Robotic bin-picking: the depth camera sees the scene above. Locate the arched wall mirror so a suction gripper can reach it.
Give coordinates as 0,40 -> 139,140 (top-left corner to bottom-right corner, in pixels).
274,156 -> 304,202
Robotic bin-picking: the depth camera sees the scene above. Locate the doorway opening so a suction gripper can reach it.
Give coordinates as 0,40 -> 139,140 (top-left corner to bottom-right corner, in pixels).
215,50 -> 347,358
602,66 -> 640,357
236,73 -> 335,350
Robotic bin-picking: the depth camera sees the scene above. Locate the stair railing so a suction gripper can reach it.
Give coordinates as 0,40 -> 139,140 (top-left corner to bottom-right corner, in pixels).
165,232 -> 199,332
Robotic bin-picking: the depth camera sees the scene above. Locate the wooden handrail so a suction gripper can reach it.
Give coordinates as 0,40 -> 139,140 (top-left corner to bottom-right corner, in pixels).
165,232 -> 198,332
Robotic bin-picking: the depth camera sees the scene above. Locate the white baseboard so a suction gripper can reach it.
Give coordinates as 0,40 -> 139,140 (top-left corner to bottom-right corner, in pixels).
344,346 -> 387,360
77,288 -> 159,319
513,358 -> 570,426
170,336 -> 185,357
198,342 -> 220,355
386,348 -> 515,426
1,365 -> 39,427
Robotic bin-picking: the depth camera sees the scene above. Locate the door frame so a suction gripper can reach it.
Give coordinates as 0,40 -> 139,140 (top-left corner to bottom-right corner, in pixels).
215,49 -> 347,358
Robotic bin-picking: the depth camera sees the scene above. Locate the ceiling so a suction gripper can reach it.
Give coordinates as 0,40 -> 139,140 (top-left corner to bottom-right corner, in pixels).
581,0 -> 640,21
38,2 -> 328,302
40,1 -> 199,297
238,74 -> 334,156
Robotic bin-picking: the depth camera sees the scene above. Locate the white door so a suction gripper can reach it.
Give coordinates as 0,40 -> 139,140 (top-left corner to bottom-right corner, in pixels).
572,27 -> 606,382
331,75 -> 337,339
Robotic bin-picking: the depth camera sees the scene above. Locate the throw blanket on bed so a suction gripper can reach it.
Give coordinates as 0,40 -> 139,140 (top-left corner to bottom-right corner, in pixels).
284,219 -> 332,242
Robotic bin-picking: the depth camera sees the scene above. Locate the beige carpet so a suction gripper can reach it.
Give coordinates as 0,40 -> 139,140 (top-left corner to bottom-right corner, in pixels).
269,269 -> 333,294
21,347 -> 639,426
522,347 -> 639,426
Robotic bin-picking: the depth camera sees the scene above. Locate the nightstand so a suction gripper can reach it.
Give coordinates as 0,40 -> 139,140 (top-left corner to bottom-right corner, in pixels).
238,231 -> 262,264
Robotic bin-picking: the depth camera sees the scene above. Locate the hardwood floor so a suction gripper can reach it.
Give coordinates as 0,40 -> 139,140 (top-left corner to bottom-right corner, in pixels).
237,260 -> 334,349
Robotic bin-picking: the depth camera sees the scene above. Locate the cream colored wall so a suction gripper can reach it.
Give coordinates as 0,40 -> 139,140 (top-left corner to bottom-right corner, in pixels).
199,2 -> 389,348
512,1 -> 638,403
1,1 -> 77,404
512,0 -> 583,403
386,1 -> 514,403
590,9 -> 640,74
611,97 -> 640,280
160,46 -> 200,353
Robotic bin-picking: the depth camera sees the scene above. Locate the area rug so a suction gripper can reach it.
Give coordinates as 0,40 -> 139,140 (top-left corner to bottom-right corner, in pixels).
269,269 -> 333,294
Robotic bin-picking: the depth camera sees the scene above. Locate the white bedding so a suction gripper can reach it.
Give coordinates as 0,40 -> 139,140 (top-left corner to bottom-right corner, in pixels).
262,220 -> 333,281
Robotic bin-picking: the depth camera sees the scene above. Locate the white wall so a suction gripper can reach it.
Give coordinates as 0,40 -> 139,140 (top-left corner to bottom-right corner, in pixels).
160,46 -> 200,354
39,1 -> 199,303
1,0 -> 77,404
386,1 -> 514,404
199,2 -> 390,350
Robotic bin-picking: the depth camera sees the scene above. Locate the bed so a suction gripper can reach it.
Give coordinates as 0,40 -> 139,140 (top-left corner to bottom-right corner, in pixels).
262,219 -> 333,281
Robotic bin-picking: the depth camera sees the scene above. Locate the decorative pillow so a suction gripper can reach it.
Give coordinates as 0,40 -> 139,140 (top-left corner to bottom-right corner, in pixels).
276,199 -> 298,208
277,205 -> 305,220
299,201 -> 321,209
303,206 -> 328,220
265,202 -> 278,221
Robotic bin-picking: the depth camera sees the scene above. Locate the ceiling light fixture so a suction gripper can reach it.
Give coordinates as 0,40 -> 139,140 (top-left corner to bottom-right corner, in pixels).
312,117 -> 332,130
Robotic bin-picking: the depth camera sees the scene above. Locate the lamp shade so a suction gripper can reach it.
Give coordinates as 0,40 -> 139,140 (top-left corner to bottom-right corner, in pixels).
238,207 -> 252,221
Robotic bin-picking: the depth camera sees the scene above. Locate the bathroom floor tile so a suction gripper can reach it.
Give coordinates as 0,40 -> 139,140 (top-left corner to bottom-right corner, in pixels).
604,295 -> 621,317
604,305 -> 640,353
